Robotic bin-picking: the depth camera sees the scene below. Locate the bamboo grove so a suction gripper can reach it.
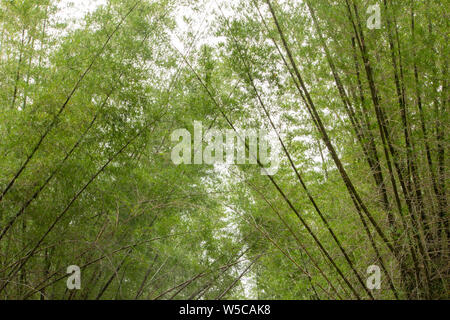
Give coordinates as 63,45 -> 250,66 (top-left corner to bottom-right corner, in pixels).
0,0 -> 448,300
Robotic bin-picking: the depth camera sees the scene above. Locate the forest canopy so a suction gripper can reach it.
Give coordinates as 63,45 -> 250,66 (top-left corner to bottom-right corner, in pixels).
0,0 -> 448,300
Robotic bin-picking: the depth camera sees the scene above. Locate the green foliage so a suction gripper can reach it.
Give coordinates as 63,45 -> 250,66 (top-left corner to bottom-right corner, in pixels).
0,0 -> 447,300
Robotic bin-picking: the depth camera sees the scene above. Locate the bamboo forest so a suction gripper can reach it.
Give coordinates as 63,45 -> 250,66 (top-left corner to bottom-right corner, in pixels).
0,0 -> 448,301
